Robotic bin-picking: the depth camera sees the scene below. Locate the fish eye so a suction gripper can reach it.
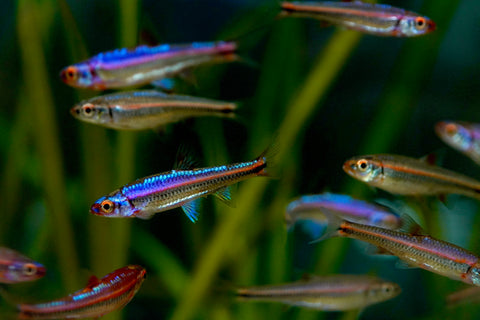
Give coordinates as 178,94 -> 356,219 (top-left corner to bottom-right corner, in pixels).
356,159 -> 369,172
100,200 -> 114,213
65,66 -> 78,81
23,263 -> 37,276
444,123 -> 458,136
415,17 -> 427,29
82,103 -> 95,117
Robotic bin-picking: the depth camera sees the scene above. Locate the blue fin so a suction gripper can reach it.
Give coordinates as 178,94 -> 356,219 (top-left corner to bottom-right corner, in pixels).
182,199 -> 201,223
214,186 -> 235,207
151,78 -> 177,92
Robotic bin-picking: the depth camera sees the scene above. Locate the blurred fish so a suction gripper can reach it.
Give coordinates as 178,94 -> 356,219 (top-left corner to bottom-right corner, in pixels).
446,286 -> 480,306
236,274 -> 400,310
343,154 -> 480,200
280,1 -> 435,37
0,248 -> 45,284
59,41 -> 237,90
435,121 -> 480,165
285,193 -> 402,234
17,265 -> 146,319
70,90 -> 236,130
317,211 -> 480,286
90,146 -> 274,222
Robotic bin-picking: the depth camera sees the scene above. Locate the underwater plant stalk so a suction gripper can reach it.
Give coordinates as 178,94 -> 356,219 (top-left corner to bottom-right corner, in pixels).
17,0 -> 80,291
170,28 -> 362,320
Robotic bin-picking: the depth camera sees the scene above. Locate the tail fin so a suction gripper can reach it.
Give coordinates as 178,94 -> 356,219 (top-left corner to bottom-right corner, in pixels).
310,209 -> 344,244
255,142 -> 279,177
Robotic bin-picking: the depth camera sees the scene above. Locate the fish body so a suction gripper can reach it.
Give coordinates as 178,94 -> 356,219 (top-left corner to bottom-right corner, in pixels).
0,247 -> 46,284
17,265 -> 146,319
446,286 -> 480,306
435,121 -> 480,165
343,154 -> 480,200
286,193 -> 401,231
60,41 -> 237,90
236,274 -> 400,310
90,148 -> 272,222
280,1 -> 435,37
319,212 -> 480,286
70,90 -> 236,130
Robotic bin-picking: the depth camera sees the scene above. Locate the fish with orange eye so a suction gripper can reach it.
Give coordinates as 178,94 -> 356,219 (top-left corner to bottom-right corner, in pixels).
435,121 -> 480,165
0,247 -> 46,284
59,41 -> 237,90
343,154 -> 480,200
279,1 -> 436,37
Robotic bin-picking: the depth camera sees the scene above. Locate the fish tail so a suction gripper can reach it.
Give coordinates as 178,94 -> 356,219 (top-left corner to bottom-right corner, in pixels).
255,142 -> 279,177
310,209 -> 344,244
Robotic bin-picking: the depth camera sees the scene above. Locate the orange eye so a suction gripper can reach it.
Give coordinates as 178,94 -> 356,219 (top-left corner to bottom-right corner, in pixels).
357,159 -> 369,171
101,200 -> 114,213
82,103 -> 95,117
65,66 -> 78,80
415,17 -> 426,29
23,263 -> 37,276
445,123 -> 458,136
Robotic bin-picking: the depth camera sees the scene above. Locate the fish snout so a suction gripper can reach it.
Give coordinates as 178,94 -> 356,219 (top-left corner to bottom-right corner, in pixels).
342,160 -> 356,177
90,203 -> 102,215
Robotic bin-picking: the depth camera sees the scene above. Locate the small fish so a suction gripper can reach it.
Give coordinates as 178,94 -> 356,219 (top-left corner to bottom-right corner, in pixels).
280,1 -> 436,37
343,154 -> 480,200
90,146 -> 274,222
236,274 -> 400,311
17,265 -> 146,319
60,41 -> 237,90
317,211 -> 480,286
70,90 -> 237,130
0,247 -> 46,284
286,193 -> 402,234
435,121 -> 480,165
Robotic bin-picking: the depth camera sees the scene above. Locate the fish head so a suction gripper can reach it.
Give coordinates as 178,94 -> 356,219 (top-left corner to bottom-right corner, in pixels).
368,281 -> 402,303
435,121 -> 473,152
90,191 -> 136,218
71,102 -> 111,125
343,156 -> 384,184
60,63 -> 99,89
4,261 -> 46,283
398,15 -> 436,37
466,265 -> 480,286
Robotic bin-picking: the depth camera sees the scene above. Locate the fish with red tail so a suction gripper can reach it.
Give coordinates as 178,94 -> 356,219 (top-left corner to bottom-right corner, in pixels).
90,146 -> 275,222
316,211 -> 480,286
17,265 -> 146,319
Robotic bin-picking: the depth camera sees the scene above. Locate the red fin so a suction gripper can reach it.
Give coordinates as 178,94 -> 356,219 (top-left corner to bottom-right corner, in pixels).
86,275 -> 100,289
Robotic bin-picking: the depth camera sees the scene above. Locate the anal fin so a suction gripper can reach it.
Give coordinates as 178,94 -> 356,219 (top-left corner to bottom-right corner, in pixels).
182,199 -> 201,223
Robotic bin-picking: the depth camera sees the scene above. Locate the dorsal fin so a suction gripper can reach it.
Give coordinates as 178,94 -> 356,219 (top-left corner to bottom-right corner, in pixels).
173,146 -> 198,170
86,275 -> 100,289
399,213 -> 426,235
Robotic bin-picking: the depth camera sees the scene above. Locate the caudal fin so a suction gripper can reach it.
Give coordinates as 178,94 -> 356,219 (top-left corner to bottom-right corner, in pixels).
310,209 -> 344,244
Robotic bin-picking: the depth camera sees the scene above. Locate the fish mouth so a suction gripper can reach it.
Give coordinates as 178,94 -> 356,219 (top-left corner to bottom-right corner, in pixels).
90,203 -> 102,215
36,264 -> 47,278
427,19 -> 436,32
342,160 -> 356,176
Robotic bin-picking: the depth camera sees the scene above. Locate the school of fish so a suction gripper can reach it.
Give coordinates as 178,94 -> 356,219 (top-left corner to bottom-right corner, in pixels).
10,0 -> 480,318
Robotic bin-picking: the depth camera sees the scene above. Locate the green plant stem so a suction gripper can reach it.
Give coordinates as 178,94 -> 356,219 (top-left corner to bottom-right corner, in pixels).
131,225 -> 189,300
17,0 -> 79,291
169,29 -> 361,320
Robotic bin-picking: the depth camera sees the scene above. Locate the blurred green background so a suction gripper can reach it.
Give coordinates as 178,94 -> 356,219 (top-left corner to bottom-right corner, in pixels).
2,0 -> 480,319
